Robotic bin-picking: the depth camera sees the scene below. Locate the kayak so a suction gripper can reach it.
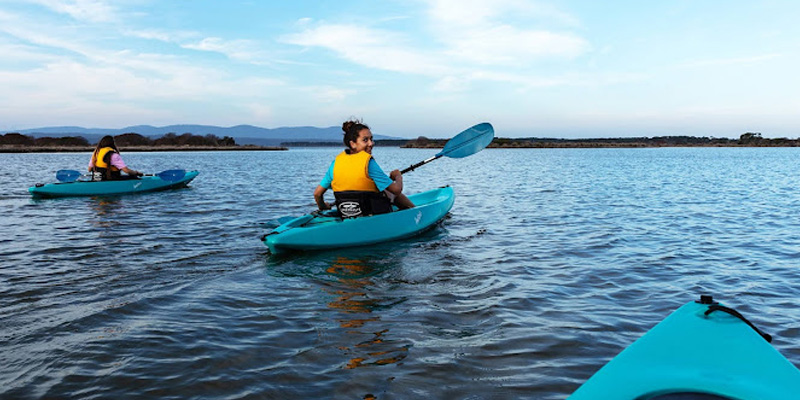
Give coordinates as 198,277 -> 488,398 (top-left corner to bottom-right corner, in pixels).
568,295 -> 800,399
263,186 -> 454,254
29,170 -> 199,198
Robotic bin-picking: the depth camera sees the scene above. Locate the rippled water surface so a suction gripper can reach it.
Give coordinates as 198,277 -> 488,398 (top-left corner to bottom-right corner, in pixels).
2,147 -> 800,399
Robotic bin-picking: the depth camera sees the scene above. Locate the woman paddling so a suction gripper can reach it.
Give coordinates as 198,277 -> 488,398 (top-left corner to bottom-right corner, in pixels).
88,135 -> 142,180
314,119 -> 414,218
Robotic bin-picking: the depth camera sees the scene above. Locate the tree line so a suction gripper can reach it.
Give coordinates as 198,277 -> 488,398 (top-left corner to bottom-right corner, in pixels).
0,132 -> 237,147
404,132 -> 800,148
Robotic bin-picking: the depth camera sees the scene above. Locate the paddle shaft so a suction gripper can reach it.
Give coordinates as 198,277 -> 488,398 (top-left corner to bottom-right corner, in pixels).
400,155 -> 441,174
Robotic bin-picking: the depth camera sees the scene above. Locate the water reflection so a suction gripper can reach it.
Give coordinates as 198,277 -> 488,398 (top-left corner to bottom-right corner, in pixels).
89,198 -> 125,229
323,257 -> 409,370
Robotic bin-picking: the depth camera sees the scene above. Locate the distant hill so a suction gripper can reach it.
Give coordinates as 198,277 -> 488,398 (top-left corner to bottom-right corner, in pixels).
12,124 -> 402,146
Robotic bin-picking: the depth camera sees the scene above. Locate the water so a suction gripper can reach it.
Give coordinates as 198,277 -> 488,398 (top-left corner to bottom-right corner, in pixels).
2,147 -> 800,399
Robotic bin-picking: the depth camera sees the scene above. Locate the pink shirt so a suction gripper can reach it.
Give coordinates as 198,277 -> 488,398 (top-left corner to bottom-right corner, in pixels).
88,152 -> 127,170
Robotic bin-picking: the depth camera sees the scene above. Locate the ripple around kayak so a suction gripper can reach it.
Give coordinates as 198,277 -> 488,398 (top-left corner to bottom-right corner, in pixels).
263,186 -> 455,254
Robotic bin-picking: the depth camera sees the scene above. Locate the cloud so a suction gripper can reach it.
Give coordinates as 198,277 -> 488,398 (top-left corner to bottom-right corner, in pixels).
181,37 -> 273,65
281,0 -> 590,91
26,0 -> 117,23
281,25 -> 451,75
125,28 -> 199,43
444,25 -> 589,65
427,0 -> 589,65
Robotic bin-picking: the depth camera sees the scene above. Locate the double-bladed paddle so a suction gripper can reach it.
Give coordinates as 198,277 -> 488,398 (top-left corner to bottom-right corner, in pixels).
55,169 -> 186,183
400,122 -> 494,174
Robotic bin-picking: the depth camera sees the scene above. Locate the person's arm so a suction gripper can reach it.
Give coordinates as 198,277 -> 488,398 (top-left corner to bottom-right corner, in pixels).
314,185 -> 331,210
121,167 -> 142,176
315,161 -> 335,210
88,152 -> 96,171
110,153 -> 141,176
368,160 -> 414,208
385,169 -> 404,196
368,160 -> 403,194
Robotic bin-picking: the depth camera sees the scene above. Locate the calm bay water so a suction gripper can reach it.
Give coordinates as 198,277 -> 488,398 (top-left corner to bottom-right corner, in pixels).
2,147 -> 800,399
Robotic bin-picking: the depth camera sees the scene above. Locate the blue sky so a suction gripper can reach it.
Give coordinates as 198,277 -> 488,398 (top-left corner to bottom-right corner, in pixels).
1,0 -> 798,138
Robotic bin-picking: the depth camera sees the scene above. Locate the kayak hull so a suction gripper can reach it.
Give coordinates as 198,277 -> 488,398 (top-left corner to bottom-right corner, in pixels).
264,186 -> 454,254
29,171 -> 199,198
568,297 -> 800,400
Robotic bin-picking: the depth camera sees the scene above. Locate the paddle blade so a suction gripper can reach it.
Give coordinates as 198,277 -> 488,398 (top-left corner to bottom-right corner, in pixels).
155,169 -> 186,181
56,169 -> 82,182
438,122 -> 494,159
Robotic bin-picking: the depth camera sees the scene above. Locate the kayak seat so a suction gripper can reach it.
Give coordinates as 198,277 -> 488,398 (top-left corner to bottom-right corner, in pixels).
642,392 -> 735,400
334,191 -> 392,219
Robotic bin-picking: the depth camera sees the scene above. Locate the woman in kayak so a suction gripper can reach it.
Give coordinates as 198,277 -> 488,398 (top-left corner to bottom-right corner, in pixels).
314,119 -> 414,218
88,135 -> 143,180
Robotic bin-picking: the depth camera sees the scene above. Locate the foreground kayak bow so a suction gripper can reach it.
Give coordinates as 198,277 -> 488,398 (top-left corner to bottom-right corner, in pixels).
569,295 -> 800,399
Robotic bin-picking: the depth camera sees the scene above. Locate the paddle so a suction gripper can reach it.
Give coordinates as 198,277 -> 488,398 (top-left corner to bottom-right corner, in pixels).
145,169 -> 186,181
56,169 -> 83,182
400,122 -> 494,174
55,169 -> 186,183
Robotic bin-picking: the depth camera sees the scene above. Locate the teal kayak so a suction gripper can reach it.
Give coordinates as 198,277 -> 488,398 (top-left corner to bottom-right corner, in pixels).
263,186 -> 454,254
569,295 -> 800,399
29,170 -> 199,198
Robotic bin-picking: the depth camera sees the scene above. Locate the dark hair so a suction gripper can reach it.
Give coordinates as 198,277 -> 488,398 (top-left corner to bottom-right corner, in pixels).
95,135 -> 119,153
342,119 -> 370,150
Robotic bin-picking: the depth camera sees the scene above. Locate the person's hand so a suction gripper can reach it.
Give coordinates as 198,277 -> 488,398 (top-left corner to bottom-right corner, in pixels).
320,201 -> 332,211
390,169 -> 402,180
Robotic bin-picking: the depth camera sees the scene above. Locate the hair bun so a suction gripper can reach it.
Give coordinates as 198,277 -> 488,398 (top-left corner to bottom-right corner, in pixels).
342,121 -> 355,133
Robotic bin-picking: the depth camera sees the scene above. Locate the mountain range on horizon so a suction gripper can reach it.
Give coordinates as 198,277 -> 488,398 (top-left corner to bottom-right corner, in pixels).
9,124 -> 403,146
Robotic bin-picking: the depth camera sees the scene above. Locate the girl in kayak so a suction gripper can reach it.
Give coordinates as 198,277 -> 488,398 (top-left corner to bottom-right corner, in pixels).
314,120 -> 414,218
88,135 -> 143,180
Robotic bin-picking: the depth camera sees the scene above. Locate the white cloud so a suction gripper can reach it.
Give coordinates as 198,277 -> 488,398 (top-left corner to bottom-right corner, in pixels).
125,28 -> 199,43
182,37 -> 273,65
428,0 -> 589,65
26,0 -> 117,23
281,25 -> 451,75
444,25 -> 589,65
281,0 -> 590,91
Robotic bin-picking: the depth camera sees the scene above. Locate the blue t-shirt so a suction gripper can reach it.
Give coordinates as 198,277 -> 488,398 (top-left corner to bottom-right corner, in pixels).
320,157 -> 393,192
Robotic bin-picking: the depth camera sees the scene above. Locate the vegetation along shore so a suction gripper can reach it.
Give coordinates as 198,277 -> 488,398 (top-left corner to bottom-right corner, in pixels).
0,132 -> 286,152
403,132 -> 800,148
3,131 -> 797,152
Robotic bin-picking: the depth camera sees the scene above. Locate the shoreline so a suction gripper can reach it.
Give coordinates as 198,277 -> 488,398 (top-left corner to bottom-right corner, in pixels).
0,145 -> 288,153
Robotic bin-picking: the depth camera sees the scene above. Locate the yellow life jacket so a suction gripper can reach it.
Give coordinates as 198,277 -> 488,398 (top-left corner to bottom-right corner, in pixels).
331,151 -> 378,192
94,147 -> 119,171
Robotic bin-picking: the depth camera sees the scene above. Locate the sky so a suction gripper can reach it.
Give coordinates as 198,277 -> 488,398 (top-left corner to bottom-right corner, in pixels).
1,0 -> 799,139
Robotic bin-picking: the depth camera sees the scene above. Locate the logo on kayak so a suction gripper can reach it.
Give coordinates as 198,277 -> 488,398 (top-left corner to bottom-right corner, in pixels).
339,202 -> 362,218
134,182 -> 142,189
415,211 -> 422,225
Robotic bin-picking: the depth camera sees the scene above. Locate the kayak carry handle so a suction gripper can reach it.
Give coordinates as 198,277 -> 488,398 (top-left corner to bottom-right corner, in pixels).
697,295 -> 717,305
704,304 -> 772,343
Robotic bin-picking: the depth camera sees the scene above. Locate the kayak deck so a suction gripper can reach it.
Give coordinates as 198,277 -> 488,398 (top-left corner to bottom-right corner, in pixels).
568,296 -> 800,399
29,170 -> 199,198
264,186 -> 454,254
